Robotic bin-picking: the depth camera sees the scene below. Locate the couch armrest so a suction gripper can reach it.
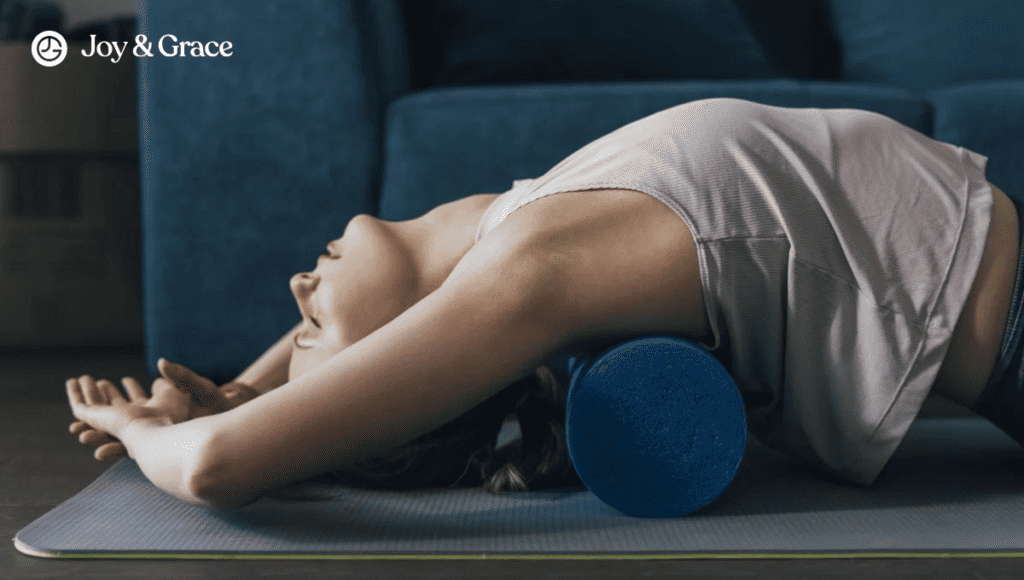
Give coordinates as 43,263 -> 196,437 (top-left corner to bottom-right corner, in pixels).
138,0 -> 408,381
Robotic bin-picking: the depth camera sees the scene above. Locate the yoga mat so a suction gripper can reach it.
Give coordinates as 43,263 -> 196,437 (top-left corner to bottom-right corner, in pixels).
14,416 -> 1024,559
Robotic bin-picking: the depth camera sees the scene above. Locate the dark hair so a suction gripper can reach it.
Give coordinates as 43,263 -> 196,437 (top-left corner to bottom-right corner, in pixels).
264,365 -> 583,502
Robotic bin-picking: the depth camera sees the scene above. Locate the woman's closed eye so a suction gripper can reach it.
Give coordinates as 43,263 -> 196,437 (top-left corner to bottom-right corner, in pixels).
317,249 -> 340,268
326,239 -> 342,257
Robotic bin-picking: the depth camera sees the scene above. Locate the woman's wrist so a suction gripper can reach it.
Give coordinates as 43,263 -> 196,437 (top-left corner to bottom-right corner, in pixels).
232,322 -> 300,393
119,415 -> 175,457
126,415 -> 175,430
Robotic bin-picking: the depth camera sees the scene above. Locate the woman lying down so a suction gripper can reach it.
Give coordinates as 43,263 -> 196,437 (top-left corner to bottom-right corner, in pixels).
66,98 -> 1024,510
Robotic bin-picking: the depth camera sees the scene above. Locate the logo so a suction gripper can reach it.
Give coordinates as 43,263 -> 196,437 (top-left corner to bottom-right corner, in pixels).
31,31 -> 235,66
31,30 -> 67,67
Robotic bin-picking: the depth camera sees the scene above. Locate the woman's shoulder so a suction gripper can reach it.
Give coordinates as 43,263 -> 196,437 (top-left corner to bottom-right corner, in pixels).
477,188 -> 712,345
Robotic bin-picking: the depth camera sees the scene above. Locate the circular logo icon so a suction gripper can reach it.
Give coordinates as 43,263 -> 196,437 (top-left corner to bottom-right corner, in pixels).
31,31 -> 67,67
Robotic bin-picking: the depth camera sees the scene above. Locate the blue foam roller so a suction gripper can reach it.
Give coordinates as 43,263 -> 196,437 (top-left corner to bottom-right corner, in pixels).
564,336 -> 747,517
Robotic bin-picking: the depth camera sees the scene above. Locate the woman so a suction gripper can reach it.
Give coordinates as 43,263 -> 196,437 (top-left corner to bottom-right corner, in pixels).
66,98 -> 1023,509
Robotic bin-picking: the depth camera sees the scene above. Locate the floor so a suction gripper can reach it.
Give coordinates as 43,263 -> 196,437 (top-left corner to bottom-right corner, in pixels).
2,349 -> 1022,579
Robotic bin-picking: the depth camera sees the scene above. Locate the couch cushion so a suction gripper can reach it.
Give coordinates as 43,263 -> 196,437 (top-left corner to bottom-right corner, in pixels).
733,0 -> 841,80
378,81 -> 931,221
827,0 -> 1024,93
401,0 -> 824,89
930,81 -> 1024,205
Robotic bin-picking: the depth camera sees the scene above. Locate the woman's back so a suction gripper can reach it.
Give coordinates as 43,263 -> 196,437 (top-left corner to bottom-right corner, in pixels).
474,98 -> 997,486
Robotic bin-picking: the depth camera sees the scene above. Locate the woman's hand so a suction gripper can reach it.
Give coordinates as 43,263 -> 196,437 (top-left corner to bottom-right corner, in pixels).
66,373 -> 191,460
155,358 -> 260,419
68,359 -> 260,461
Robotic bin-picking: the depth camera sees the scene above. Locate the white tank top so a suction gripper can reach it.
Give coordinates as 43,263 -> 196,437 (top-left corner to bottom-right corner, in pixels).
472,98 -> 993,487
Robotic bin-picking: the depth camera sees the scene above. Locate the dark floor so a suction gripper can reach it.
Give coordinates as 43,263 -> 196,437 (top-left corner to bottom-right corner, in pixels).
2,350 -> 1021,579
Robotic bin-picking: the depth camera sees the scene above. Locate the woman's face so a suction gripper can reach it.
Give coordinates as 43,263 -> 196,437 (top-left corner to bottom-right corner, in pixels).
288,214 -> 421,381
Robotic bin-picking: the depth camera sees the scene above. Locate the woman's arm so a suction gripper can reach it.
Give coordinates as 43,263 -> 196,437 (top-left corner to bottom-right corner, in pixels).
73,244 -> 557,510
128,318 -> 300,505
69,322 -> 300,460
117,416 -> 216,506
66,371 -> 218,507
232,321 -> 302,394
86,188 -> 706,510
156,322 -> 301,419
190,232 -> 570,509
190,189 -> 707,509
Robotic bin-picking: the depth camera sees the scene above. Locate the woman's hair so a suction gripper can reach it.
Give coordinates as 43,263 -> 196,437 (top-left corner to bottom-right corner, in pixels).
265,364 -> 583,502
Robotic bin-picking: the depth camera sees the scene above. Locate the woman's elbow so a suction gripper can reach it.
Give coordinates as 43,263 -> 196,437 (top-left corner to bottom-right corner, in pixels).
182,426 -> 262,510
186,466 -> 261,510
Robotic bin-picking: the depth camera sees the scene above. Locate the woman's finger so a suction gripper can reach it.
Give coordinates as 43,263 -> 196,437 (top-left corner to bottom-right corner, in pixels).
97,381 -> 121,403
221,383 -> 259,408
78,375 -> 95,405
95,441 -> 126,461
66,378 -> 84,406
159,358 -> 214,402
121,376 -> 148,402
79,429 -> 110,446
79,375 -> 106,405
150,376 -> 176,397
69,420 -> 89,435
98,379 -> 127,404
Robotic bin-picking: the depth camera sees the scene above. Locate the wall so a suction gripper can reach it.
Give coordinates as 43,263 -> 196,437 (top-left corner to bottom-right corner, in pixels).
0,0 -> 141,350
55,0 -> 134,30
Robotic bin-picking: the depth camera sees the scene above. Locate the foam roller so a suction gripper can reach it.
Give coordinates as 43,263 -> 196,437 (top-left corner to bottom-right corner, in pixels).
564,336 -> 747,517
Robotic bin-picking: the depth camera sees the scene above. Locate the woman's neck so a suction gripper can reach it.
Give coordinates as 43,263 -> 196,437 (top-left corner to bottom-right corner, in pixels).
399,194 -> 501,299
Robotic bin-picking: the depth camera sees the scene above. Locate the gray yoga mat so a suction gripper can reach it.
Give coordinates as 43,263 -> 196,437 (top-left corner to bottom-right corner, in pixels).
14,416 -> 1024,559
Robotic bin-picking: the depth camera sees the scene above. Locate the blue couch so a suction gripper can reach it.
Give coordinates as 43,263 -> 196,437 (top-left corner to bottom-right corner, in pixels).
138,0 -> 1024,382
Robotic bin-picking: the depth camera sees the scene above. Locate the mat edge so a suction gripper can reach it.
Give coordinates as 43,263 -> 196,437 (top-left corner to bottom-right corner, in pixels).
13,537 -> 57,558
10,549 -> 1024,560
